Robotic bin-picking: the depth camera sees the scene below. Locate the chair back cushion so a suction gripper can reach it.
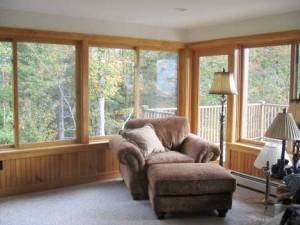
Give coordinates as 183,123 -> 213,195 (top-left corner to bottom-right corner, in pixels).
120,124 -> 166,159
124,117 -> 190,150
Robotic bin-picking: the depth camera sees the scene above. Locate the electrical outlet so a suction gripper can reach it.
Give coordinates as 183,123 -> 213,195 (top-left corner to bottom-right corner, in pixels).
0,161 -> 3,170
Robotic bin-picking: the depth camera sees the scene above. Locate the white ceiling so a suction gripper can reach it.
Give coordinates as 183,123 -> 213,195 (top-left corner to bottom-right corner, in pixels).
0,0 -> 300,29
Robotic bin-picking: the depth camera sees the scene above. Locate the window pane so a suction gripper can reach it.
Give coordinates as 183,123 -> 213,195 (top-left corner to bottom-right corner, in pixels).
198,55 -> 228,143
89,47 -> 135,136
18,43 -> 76,144
0,42 -> 13,145
242,45 -> 291,141
140,50 -> 178,119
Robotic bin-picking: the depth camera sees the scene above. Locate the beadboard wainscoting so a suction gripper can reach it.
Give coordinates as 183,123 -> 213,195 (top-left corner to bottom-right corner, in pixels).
0,142 -> 120,196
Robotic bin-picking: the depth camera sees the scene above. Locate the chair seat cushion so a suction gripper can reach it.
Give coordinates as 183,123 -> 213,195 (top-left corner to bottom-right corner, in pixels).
148,163 -> 236,196
146,151 -> 194,167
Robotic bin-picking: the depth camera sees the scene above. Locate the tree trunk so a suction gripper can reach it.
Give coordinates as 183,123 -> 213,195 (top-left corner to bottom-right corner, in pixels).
56,84 -> 65,140
96,96 -> 105,136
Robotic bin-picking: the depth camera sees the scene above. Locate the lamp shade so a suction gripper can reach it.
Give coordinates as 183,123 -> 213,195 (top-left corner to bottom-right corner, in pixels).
209,69 -> 238,95
265,109 -> 300,141
254,142 -> 291,169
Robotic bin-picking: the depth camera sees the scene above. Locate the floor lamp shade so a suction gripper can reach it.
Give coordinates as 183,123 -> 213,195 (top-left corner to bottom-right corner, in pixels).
209,69 -> 238,95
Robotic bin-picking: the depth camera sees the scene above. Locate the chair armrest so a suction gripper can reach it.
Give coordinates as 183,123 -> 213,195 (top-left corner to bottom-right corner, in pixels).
109,135 -> 145,171
181,133 -> 220,163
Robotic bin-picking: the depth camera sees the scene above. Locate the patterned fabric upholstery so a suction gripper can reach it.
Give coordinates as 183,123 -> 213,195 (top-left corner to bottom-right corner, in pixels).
109,116 -> 220,200
148,163 -> 236,196
148,163 -> 236,218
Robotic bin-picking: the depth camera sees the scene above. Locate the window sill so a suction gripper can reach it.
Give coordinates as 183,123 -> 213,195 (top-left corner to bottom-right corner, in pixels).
0,140 -> 110,160
227,142 -> 263,152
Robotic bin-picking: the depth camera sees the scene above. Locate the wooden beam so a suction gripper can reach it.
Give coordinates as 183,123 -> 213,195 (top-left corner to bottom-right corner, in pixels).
178,48 -> 192,120
134,48 -> 141,118
0,27 -> 184,51
187,30 -> 300,50
190,51 -> 199,134
76,40 -> 89,144
225,49 -> 236,168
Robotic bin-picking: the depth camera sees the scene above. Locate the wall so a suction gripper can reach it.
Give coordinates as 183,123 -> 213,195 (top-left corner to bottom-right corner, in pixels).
0,8 -> 184,42
1,8 -> 300,43
0,143 -> 120,196
227,143 -> 263,177
185,10 -> 300,42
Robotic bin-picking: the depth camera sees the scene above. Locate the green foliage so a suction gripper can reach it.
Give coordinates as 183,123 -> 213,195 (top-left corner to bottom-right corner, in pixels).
199,55 -> 228,106
17,43 -> 76,144
247,46 -> 290,104
0,42 -> 13,144
89,48 -> 135,136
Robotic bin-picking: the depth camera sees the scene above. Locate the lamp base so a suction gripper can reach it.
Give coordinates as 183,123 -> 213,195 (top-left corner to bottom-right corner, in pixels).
271,172 -> 286,180
271,158 -> 288,179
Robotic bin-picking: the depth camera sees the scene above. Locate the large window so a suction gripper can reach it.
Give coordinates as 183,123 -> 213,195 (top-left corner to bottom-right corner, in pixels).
0,42 -> 13,145
139,50 -> 178,119
242,45 -> 291,141
89,47 -> 135,136
198,55 -> 228,143
18,43 -> 76,144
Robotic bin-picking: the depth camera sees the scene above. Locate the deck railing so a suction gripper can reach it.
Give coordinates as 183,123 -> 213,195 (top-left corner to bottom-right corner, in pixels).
141,102 -> 287,143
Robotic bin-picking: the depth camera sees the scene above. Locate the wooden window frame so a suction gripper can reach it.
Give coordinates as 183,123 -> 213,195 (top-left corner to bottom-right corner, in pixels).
13,40 -> 79,148
87,45 -> 137,140
190,47 -> 235,135
187,30 -> 300,150
87,46 -> 180,140
0,27 -> 184,149
238,43 -> 296,146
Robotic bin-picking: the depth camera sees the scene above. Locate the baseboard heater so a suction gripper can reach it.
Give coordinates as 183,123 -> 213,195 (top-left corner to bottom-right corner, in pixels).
231,171 -> 280,196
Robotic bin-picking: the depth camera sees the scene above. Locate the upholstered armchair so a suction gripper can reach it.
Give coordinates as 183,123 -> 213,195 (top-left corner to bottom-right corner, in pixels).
109,116 -> 220,200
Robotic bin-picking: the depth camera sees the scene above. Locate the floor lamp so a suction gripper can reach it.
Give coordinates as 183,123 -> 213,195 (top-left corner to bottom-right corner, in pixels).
209,69 -> 238,166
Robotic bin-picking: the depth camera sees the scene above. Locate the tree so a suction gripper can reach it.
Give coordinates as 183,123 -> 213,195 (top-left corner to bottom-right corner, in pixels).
89,48 -> 134,136
17,43 -> 76,143
0,42 -> 13,144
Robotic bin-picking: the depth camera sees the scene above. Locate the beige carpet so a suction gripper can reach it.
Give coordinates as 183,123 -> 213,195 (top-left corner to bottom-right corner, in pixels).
0,180 -> 282,225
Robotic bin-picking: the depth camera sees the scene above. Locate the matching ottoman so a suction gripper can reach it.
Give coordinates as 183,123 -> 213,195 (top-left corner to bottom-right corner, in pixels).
147,163 -> 236,219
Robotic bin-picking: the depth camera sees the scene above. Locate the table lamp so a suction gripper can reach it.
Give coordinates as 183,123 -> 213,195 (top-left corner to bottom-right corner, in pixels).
288,98 -> 300,171
264,108 -> 300,178
254,142 -> 291,204
209,69 -> 237,166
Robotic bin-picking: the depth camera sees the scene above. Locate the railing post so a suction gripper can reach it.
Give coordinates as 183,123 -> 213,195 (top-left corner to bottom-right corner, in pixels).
260,101 -> 265,140
141,105 -> 148,118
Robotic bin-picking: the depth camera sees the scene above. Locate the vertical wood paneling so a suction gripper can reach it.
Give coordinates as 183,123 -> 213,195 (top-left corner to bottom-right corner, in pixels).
229,145 -> 263,177
0,145 -> 120,196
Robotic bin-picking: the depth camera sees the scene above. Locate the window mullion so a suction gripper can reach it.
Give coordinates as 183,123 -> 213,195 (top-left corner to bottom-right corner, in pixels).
134,47 -> 140,118
76,40 -> 89,144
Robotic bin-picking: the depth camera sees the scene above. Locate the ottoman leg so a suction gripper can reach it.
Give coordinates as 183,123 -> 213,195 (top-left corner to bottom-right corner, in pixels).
156,211 -> 166,220
217,209 -> 228,217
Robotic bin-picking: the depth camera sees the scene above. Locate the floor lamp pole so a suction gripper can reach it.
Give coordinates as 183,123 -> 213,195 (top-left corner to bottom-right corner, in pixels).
219,94 -> 226,167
